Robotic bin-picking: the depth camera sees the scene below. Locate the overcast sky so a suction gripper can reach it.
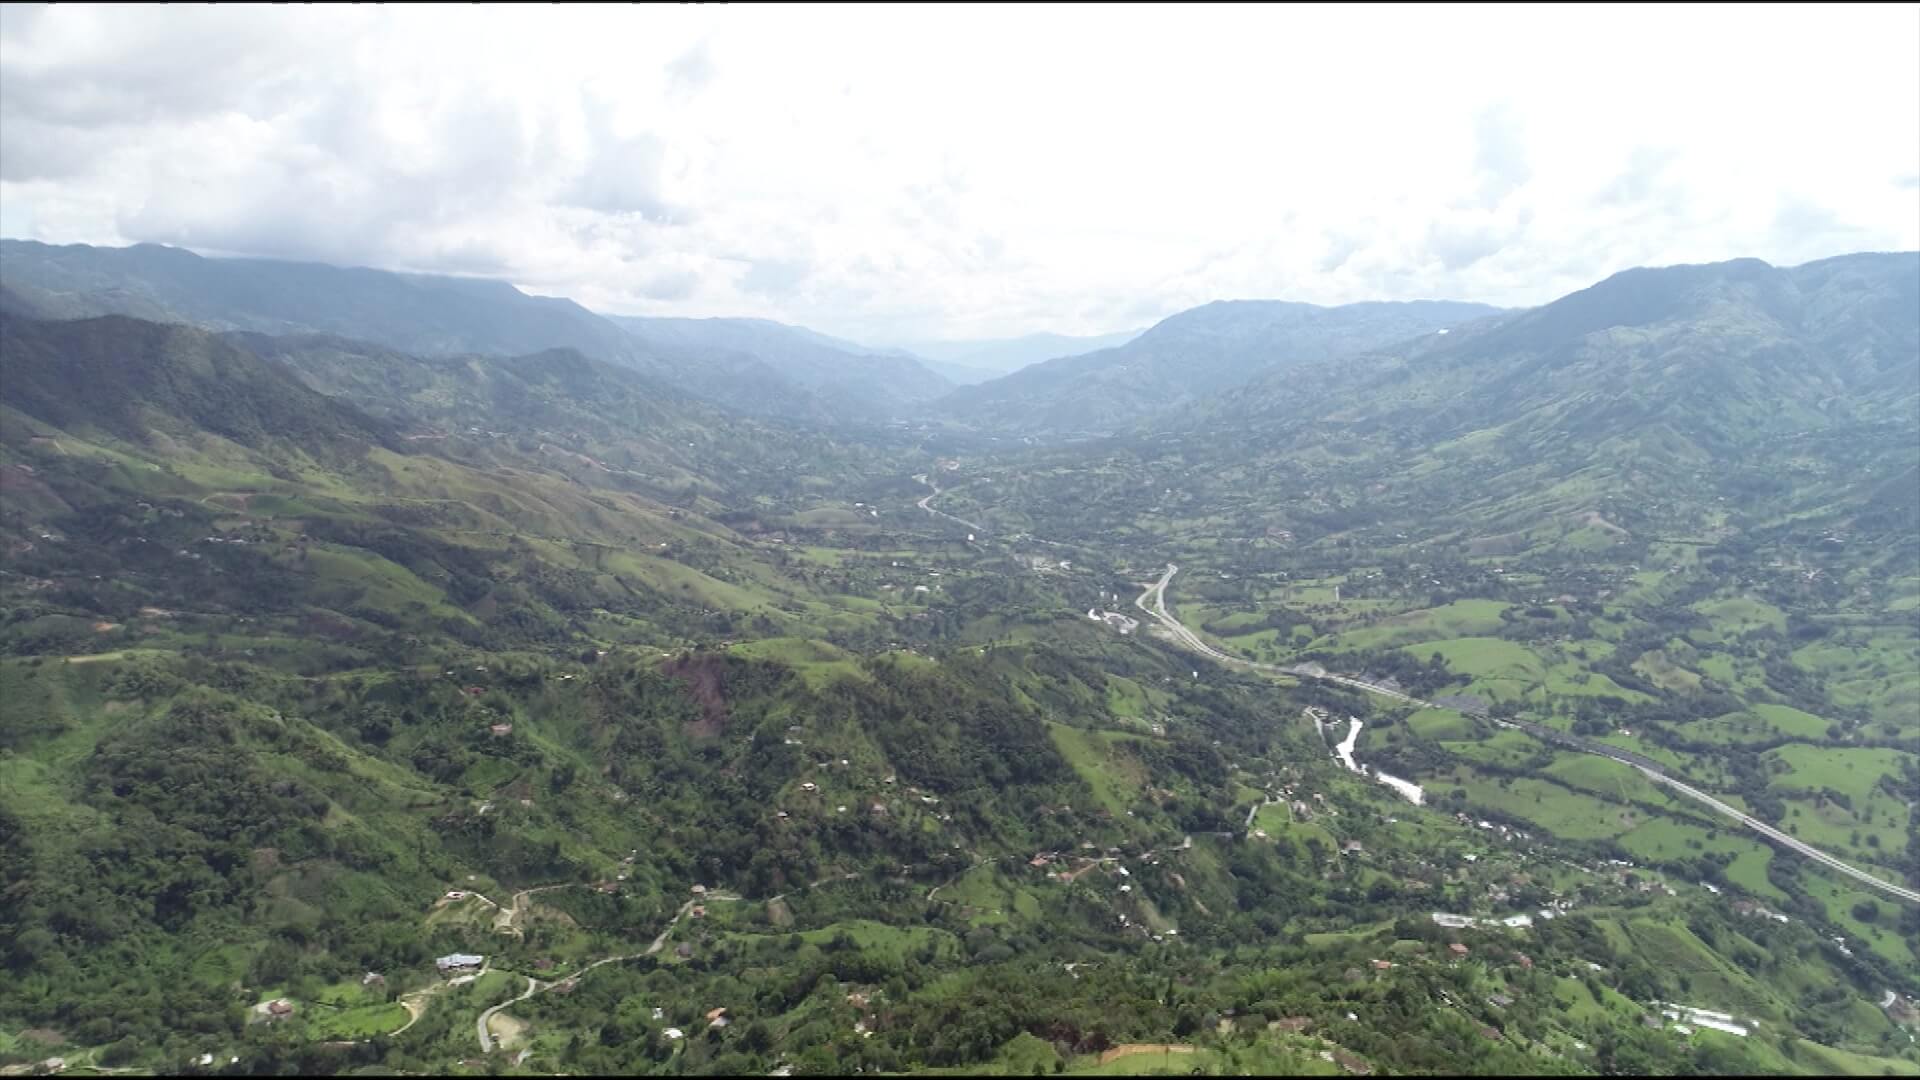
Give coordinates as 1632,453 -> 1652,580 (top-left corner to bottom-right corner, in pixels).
2,3 -> 1915,343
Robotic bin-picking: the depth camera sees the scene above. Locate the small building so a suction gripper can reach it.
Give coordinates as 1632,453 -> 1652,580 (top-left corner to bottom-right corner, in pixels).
662,1027 -> 685,1041
691,884 -> 707,897
488,722 -> 513,736
675,943 -> 693,959
362,972 -> 386,988
1449,943 -> 1470,957
1371,959 -> 1394,970
436,953 -> 485,973
267,999 -> 294,1018
690,905 -> 707,919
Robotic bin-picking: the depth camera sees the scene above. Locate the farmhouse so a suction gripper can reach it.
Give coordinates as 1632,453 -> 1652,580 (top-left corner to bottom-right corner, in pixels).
436,953 -> 485,973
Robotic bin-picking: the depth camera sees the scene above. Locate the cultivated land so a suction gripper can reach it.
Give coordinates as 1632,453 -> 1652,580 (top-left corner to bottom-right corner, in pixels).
1,252 -> 1917,1076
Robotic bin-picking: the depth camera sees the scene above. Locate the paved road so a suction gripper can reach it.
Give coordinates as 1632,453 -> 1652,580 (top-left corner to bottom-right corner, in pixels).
914,475 -> 986,533
1137,563 -> 1920,906
1648,771 -> 1920,904
476,976 -> 540,1053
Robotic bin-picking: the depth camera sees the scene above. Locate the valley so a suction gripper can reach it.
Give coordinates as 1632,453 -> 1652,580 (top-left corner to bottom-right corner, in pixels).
0,247 -> 1915,1078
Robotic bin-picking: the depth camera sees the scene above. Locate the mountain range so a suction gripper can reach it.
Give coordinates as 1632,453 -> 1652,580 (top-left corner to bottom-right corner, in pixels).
935,299 -> 1503,435
3,239 -> 1919,1078
0,241 -> 956,429
893,329 -> 1147,385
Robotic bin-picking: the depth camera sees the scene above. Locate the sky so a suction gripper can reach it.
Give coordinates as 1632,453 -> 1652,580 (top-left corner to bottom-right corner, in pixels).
2,3 -> 1916,343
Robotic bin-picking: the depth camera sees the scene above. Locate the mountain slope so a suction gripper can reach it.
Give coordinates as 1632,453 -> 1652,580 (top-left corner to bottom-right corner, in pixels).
899,329 -> 1148,384
950,253 -> 1919,556
3,271 -> 1917,1077
607,315 -> 952,424
0,241 -> 959,429
938,299 -> 1501,434
229,330 -> 904,501
0,314 -> 397,457
0,240 -> 645,367
1190,252 -> 1920,504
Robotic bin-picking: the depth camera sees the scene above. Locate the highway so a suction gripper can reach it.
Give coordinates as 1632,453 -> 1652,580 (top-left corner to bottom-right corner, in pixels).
1135,563 -> 1920,906
900,482 -> 1920,907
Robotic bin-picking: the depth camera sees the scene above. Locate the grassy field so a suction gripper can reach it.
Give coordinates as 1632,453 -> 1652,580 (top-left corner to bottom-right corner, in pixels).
726,637 -> 866,690
1442,766 -> 1647,841
1048,723 -> 1149,816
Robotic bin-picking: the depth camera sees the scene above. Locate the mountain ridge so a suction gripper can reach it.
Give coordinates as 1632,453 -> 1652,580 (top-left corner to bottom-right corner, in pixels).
937,298 -> 1503,435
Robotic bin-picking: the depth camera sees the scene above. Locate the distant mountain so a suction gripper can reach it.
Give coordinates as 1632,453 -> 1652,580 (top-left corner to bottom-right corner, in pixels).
1185,252 -> 1920,541
897,329 -> 1147,384
974,253 -> 1918,555
937,300 -> 1500,434
606,315 -> 951,424
0,241 -> 953,429
1199,252 -> 1920,441
0,240 -> 644,367
229,330 -> 902,500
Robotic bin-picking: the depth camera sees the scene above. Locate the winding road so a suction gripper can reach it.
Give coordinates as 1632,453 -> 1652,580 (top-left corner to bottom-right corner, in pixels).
1136,563 -> 1920,906
476,976 -> 541,1053
914,474 -> 986,533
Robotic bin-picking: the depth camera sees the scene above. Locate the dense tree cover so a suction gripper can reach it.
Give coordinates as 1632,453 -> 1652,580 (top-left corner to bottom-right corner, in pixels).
3,255 -> 1917,1075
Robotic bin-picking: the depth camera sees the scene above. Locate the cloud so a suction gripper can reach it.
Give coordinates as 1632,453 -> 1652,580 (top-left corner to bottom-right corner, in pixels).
564,132 -> 673,217
666,41 -> 714,98
738,257 -> 811,296
1597,146 -> 1682,207
1,5 -> 1915,341
1470,102 -> 1532,209
1769,197 -> 1881,262
637,269 -> 700,301
1426,221 -> 1514,272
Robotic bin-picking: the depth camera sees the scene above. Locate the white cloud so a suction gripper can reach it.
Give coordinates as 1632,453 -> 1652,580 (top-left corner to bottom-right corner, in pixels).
2,3 -> 1916,341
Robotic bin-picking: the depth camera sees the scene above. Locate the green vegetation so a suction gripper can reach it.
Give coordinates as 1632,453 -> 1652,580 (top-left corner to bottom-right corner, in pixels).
2,250 -> 1916,1076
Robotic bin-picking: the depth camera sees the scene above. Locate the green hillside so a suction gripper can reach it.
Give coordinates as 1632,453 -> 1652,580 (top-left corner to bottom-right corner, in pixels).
1,249 -> 1916,1078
